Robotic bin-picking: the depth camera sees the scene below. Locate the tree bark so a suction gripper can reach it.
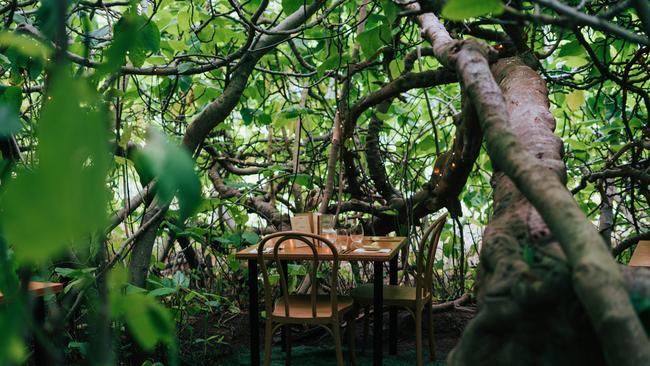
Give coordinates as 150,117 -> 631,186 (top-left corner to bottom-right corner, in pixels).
319,111 -> 341,213
128,199 -> 167,286
447,57 -> 649,365
403,4 -> 650,365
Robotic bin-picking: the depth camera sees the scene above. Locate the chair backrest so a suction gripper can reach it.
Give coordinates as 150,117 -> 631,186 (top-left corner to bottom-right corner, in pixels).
257,231 -> 340,320
415,213 -> 448,304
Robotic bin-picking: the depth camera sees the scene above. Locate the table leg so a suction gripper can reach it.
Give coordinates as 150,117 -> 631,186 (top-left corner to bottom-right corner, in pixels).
373,261 -> 383,366
389,256 -> 398,355
281,261 -> 288,352
248,259 -> 260,366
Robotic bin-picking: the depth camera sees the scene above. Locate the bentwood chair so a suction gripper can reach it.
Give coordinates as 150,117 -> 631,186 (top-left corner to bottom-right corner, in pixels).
351,213 -> 447,366
258,231 -> 357,366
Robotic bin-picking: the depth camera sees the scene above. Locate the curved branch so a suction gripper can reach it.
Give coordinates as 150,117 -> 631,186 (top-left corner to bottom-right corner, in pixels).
208,164 -> 288,229
365,100 -> 401,202
613,232 -> 650,257
344,68 -> 456,138
182,0 -> 326,154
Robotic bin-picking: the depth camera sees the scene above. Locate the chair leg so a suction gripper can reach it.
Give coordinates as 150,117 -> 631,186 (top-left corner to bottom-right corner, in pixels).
362,306 -> 370,354
285,325 -> 292,366
332,323 -> 345,366
415,310 -> 423,366
428,301 -> 435,360
264,320 -> 274,366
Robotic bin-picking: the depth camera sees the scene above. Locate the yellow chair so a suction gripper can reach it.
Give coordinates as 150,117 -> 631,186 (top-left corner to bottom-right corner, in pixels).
258,231 -> 357,366
351,213 -> 447,366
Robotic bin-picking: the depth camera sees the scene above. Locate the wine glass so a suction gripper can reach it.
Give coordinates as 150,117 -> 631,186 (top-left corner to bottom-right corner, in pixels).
349,218 -> 364,245
336,227 -> 349,251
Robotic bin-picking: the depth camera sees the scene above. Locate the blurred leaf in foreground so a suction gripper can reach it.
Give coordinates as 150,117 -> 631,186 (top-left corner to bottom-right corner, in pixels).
134,129 -> 201,220
1,70 -> 110,263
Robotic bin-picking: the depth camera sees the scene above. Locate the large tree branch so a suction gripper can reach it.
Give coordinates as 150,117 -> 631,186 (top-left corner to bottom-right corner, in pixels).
365,100 -> 401,202
511,0 -> 650,46
208,165 -> 288,230
587,167 -> 650,185
182,0 -> 326,154
343,68 -> 456,138
362,91 -> 481,234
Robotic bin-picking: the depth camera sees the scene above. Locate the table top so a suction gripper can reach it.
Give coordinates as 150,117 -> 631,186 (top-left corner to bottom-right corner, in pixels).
0,281 -> 64,303
235,235 -> 407,261
629,240 -> 650,267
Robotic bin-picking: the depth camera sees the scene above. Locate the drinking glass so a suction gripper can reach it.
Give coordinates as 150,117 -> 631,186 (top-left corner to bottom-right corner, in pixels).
336,227 -> 349,251
320,214 -> 337,247
349,219 -> 364,245
320,214 -> 335,232
322,228 -> 337,247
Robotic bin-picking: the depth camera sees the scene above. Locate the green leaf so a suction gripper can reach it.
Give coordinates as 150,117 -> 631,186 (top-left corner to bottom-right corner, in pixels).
259,113 -> 272,125
294,173 -> 313,188
240,107 -> 255,125
357,24 -> 391,58
0,85 -> 22,111
2,71 -> 110,263
381,0 -> 400,24
282,0 -> 313,15
416,135 -> 437,155
140,21 -> 161,53
0,85 -> 23,137
148,287 -> 177,298
566,90 -> 584,111
317,53 -> 341,77
242,231 -> 260,244
558,40 -> 585,58
388,59 -> 403,78
122,293 -> 175,351
0,33 -> 51,61
134,129 -> 201,219
99,12 -> 161,75
441,0 -> 503,20
0,106 -> 21,137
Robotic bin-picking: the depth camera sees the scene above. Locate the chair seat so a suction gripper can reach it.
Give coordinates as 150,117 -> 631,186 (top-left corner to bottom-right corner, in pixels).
272,295 -> 354,319
351,284 -> 431,307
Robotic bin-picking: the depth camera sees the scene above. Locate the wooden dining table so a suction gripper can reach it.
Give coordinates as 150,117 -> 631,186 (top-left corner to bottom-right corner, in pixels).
0,281 -> 64,303
235,235 -> 408,366
629,240 -> 650,267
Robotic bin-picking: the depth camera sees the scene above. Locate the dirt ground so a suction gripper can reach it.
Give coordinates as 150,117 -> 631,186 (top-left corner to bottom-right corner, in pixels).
180,306 -> 475,365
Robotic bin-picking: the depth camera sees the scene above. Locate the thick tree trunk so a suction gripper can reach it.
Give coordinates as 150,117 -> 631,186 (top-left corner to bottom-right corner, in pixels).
448,57 -> 649,365
403,4 -> 650,364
